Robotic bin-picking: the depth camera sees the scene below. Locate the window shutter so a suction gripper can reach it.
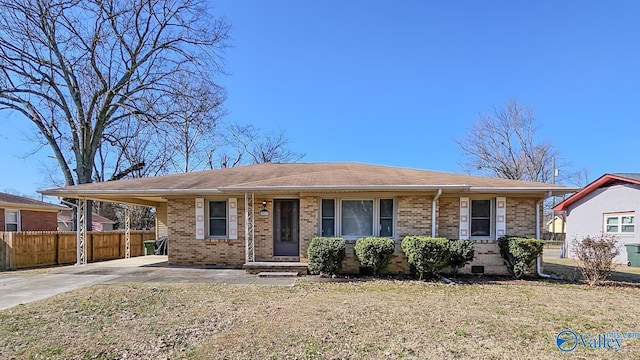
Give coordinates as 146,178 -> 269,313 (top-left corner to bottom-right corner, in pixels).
195,198 -> 205,240
496,197 -> 506,239
228,198 -> 238,240
459,197 -> 469,240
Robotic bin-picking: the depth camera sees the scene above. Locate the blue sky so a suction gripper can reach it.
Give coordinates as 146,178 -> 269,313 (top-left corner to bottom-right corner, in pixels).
1,1 -> 639,198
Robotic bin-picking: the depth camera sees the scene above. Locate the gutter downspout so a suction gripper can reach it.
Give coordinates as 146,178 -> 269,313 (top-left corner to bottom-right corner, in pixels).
432,189 -> 442,238
536,192 -> 554,279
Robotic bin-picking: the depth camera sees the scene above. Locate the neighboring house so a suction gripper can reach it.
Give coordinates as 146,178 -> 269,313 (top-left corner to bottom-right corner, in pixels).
553,173 -> 640,264
41,163 -> 576,275
57,209 -> 116,231
546,215 -> 566,234
0,192 -> 67,231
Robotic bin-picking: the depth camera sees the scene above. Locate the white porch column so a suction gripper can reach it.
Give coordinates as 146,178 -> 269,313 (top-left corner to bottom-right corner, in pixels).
244,193 -> 255,263
124,206 -> 131,258
77,198 -> 87,265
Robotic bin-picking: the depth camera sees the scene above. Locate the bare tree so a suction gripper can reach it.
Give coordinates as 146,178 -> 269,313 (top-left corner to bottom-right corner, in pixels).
162,76 -> 226,173
213,124 -> 305,168
457,99 -> 558,183
567,167 -> 591,188
0,0 -> 230,187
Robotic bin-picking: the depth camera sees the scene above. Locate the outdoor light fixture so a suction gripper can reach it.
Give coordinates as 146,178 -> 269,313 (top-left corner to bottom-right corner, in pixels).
260,200 -> 269,216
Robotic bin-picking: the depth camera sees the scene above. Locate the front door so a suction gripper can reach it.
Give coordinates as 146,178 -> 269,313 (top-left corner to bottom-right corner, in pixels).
273,199 -> 300,257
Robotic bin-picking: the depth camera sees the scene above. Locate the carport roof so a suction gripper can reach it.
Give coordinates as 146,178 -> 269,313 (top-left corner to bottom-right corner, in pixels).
40,162 -> 578,206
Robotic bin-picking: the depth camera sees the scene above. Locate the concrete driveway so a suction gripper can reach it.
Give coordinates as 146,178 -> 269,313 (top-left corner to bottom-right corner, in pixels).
0,256 -> 296,311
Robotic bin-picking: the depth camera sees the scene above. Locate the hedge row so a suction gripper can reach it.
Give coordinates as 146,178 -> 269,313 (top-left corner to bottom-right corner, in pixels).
307,236 -> 476,278
307,235 -> 545,279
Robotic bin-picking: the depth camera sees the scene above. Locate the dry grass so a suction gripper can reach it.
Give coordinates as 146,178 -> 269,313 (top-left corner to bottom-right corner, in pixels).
1,279 -> 640,359
543,246 -> 640,282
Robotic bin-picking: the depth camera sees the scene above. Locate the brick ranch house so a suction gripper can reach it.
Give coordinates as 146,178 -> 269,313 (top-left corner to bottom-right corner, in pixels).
0,192 -> 67,231
41,163 -> 576,275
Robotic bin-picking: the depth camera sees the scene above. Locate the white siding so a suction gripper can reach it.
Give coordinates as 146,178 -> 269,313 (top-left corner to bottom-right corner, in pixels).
565,183 -> 640,264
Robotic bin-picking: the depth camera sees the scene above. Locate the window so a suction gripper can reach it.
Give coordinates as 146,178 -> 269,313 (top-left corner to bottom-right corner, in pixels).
605,217 -> 619,233
379,199 -> 394,237
605,213 -> 635,234
341,200 -> 374,237
320,198 -> 394,239
470,200 -> 491,237
622,215 -> 635,233
208,201 -> 227,237
321,199 -> 335,236
5,210 -> 19,231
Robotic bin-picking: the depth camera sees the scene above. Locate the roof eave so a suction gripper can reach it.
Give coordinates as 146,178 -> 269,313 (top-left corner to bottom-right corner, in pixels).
470,186 -> 579,194
41,184 -> 580,196
40,189 -> 224,197
0,201 -> 66,212
220,185 -> 472,192
552,173 -> 638,211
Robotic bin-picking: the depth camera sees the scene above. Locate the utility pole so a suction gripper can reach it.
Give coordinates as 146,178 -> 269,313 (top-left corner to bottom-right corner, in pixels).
551,156 -> 557,240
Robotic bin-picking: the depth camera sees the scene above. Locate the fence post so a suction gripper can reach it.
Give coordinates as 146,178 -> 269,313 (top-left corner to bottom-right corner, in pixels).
7,232 -> 14,270
89,232 -> 94,263
0,232 -> 5,270
55,232 -> 59,265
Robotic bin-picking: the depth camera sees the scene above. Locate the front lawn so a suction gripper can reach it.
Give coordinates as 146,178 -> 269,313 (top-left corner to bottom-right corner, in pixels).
2,279 -> 640,359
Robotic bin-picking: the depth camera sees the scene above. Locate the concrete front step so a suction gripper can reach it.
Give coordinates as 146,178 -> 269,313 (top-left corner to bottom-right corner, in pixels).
257,271 -> 299,278
243,261 -> 308,275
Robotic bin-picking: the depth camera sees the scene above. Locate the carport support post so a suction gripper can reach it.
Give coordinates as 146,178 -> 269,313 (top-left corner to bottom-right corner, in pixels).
77,198 -> 87,265
125,206 -> 131,258
244,192 -> 255,263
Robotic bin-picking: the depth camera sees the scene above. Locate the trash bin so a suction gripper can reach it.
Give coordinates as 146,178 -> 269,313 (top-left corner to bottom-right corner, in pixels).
625,244 -> 640,267
143,240 -> 156,256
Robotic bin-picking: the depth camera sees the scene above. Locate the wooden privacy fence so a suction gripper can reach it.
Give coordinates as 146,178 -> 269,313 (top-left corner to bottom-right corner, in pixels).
0,230 -> 156,270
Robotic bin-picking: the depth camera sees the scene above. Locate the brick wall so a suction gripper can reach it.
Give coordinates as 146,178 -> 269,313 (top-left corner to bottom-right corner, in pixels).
168,198 -> 245,267
506,198 -> 538,237
341,241 -> 410,275
459,240 -> 508,275
397,196 -> 431,237
164,194 -> 540,274
0,208 -> 57,231
299,196 -> 319,262
21,210 -> 58,231
437,197 -> 459,239
155,203 -> 168,238
254,198 -> 273,261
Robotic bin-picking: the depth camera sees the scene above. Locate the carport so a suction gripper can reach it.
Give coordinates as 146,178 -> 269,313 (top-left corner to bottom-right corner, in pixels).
38,190 -> 169,265
40,187 -> 260,267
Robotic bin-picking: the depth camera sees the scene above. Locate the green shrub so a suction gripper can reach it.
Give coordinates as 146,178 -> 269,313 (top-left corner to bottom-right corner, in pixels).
448,239 -> 475,276
307,237 -> 346,275
354,237 -> 395,276
498,236 -> 545,279
401,236 -> 450,280
571,233 -> 619,286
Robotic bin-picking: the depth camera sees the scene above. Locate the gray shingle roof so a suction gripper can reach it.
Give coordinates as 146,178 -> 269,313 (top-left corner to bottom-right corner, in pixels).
612,173 -> 640,182
41,162 -> 577,195
0,192 -> 66,211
